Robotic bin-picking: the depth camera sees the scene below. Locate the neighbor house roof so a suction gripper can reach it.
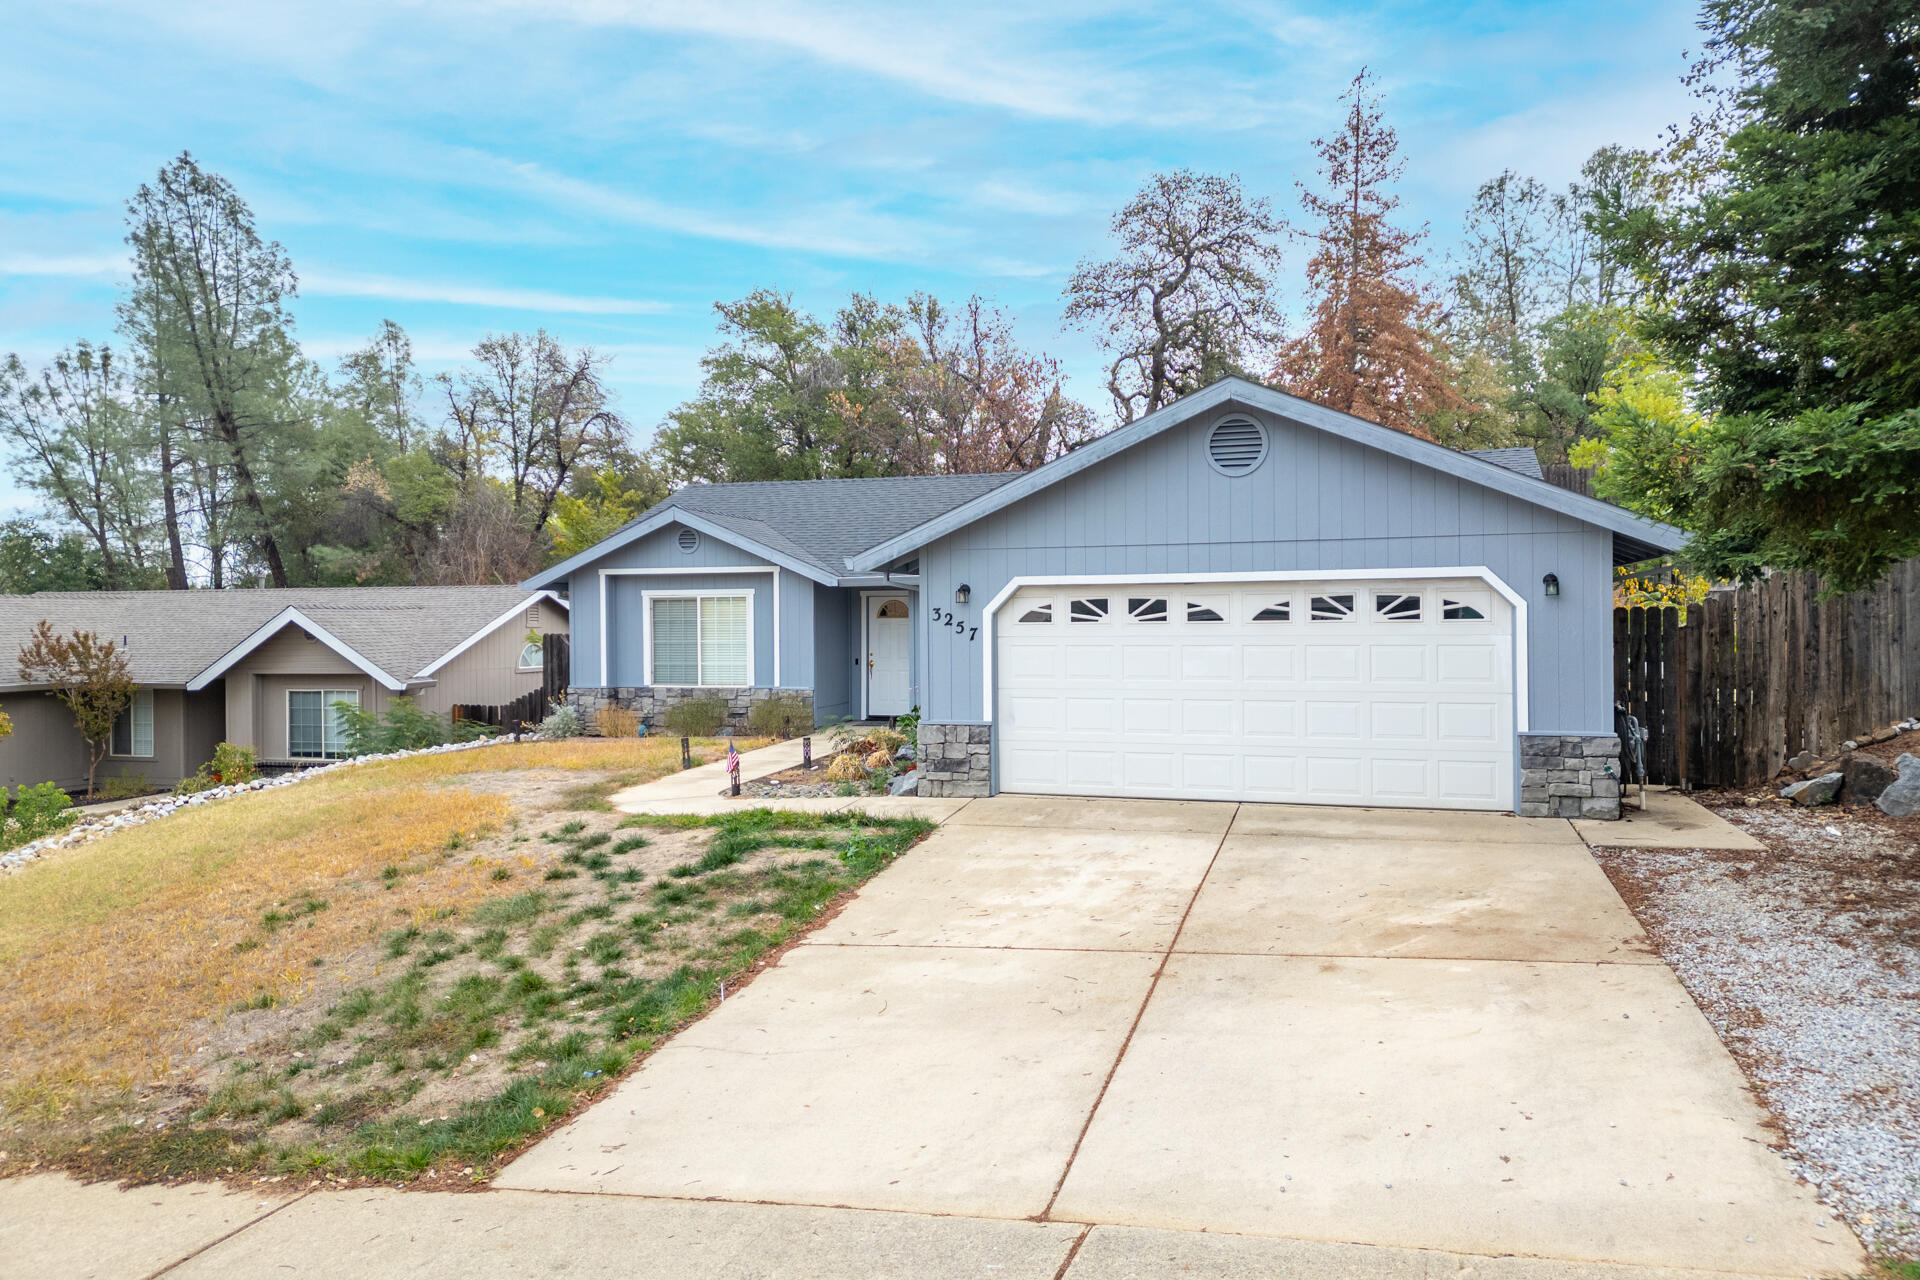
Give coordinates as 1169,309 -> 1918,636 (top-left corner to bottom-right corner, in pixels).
523,472 -> 1024,589
850,377 -> 1687,570
0,586 -> 562,692
1466,447 -> 1545,480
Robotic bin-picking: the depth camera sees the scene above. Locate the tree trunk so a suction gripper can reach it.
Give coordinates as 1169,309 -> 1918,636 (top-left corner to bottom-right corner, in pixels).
157,422 -> 189,590
215,408 -> 288,586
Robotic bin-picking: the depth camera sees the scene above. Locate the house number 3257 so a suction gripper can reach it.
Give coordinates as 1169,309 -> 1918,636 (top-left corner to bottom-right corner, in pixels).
932,609 -> 976,642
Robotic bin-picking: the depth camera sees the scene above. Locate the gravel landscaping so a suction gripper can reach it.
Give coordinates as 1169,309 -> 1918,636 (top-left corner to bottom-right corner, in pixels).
1592,797 -> 1920,1260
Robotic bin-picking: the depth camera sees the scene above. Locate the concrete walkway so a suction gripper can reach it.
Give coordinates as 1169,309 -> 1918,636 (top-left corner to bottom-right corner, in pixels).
3,793 -> 1864,1279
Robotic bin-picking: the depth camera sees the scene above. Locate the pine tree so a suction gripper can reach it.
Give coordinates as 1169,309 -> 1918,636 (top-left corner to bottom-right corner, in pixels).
1276,71 -> 1458,440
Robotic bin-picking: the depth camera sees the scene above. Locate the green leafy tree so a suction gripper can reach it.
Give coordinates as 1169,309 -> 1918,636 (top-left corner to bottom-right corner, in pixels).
17,622 -> 137,797
0,519 -> 107,593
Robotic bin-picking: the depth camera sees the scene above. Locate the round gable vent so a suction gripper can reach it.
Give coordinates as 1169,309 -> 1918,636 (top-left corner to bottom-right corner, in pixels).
676,527 -> 700,553
1206,418 -> 1267,476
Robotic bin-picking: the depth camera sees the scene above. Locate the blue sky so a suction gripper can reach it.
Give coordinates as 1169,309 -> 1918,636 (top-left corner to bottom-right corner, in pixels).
1,0 -> 1702,505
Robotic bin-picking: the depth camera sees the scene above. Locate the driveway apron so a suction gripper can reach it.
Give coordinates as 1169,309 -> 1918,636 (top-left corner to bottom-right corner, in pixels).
499,795 -> 1861,1277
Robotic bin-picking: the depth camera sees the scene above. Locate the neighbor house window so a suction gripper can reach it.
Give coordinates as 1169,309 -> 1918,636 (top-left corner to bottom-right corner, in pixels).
110,689 -> 154,758
519,637 -> 544,670
288,689 -> 359,759
649,594 -> 751,686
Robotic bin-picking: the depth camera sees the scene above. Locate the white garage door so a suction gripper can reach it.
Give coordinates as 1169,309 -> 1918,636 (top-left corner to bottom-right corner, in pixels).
994,578 -> 1515,810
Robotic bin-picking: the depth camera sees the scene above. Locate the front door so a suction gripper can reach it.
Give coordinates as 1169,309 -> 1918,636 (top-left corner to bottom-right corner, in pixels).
866,596 -> 911,717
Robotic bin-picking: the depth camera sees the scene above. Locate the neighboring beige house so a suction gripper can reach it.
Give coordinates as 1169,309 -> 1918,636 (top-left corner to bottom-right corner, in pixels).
0,586 -> 568,793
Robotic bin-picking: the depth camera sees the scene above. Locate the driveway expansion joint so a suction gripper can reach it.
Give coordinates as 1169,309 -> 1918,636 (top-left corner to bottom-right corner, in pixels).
143,1189 -> 312,1280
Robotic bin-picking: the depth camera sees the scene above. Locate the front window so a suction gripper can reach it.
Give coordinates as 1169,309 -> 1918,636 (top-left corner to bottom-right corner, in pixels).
289,689 -> 359,759
111,689 -> 154,758
650,594 -> 751,686
519,638 -> 544,670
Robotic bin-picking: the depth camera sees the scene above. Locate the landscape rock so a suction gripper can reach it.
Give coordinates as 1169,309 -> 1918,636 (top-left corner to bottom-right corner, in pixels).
1868,727 -> 1899,744
887,771 -> 918,796
1842,754 -> 1900,807
1877,754 -> 1920,818
1843,740 -> 1860,751
1780,772 -> 1843,807
1788,750 -> 1818,773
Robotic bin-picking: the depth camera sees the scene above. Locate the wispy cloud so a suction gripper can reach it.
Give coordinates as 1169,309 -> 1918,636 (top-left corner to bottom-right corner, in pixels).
300,270 -> 670,315
0,252 -> 123,279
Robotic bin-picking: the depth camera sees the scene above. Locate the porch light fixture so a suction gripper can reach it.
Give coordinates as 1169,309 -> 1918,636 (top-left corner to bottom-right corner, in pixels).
954,583 -> 971,604
1542,573 -> 1560,598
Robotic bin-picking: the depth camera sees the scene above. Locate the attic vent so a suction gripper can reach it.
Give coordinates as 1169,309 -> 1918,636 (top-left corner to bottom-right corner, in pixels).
1207,418 -> 1267,476
676,528 -> 700,553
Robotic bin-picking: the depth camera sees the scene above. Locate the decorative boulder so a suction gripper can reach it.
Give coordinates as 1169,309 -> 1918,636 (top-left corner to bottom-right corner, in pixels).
887,771 -> 918,796
1842,754 -> 1900,807
1787,750 -> 1818,773
1780,772 -> 1843,806
1877,754 -> 1920,818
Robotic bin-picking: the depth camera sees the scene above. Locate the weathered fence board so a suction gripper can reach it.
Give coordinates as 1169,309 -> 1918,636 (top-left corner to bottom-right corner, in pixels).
453,634 -> 571,734
1614,558 -> 1920,787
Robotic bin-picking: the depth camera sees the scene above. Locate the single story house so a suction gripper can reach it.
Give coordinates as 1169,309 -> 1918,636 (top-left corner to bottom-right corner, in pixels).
0,586 -> 568,793
526,377 -> 1684,818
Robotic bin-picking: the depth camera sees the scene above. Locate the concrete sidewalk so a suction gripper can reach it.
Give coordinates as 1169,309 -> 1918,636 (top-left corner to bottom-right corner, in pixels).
0,1173 -> 1841,1280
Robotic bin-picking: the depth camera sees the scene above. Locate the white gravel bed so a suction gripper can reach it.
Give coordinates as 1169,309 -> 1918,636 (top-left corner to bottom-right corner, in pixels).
0,735 -> 527,875
1595,805 -> 1920,1258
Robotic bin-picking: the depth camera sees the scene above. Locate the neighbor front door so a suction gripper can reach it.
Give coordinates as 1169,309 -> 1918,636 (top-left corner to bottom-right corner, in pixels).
867,596 -> 911,717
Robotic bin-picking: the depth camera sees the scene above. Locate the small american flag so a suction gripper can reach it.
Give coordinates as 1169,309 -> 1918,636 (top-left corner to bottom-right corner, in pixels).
726,740 -> 740,778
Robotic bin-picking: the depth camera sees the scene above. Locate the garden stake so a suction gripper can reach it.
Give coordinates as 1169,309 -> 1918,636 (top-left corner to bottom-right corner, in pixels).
681,736 -> 692,770
802,736 -> 812,768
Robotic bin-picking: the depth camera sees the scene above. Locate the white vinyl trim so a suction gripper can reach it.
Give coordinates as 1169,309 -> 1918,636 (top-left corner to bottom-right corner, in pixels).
981,567 -> 1528,731
641,589 -> 756,688
187,607 -> 407,692
415,590 -> 568,679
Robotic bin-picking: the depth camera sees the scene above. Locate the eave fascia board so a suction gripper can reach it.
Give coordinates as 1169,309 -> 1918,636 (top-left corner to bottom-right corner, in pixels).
415,589 -> 566,680
520,505 -> 839,590
186,607 -> 408,692
849,377 -> 1686,570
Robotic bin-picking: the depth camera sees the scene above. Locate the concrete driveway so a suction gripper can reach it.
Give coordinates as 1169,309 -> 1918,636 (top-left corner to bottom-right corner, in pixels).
498,795 -> 1862,1277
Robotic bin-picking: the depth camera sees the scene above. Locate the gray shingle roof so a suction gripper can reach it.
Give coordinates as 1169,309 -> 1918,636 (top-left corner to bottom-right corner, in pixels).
634,473 -> 1025,575
1467,447 -> 1545,480
0,586 -> 547,690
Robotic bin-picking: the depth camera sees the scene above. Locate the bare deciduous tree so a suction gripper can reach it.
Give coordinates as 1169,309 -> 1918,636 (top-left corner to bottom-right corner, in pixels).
1063,170 -> 1285,422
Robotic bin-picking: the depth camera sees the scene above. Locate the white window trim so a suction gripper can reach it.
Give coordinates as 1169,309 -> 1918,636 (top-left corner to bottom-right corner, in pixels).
287,688 -> 361,760
641,589 -> 756,688
980,567 -> 1530,731
517,639 -> 544,672
110,688 -> 156,759
598,567 -> 778,688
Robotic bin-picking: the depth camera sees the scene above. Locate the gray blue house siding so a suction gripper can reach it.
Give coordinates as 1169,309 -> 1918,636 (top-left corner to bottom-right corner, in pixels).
811,582 -> 855,723
912,403 -> 1618,736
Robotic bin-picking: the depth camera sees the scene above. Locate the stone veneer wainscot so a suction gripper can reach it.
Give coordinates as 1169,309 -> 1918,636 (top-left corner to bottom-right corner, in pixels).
917,722 -> 992,797
1520,733 -> 1622,819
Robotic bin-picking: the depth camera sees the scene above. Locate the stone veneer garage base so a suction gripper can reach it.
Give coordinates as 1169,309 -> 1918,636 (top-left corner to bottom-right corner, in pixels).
917,723 -> 992,797
1521,733 -> 1623,819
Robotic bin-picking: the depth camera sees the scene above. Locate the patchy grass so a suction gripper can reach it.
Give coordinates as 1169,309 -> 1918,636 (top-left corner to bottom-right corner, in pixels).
0,741 -> 924,1188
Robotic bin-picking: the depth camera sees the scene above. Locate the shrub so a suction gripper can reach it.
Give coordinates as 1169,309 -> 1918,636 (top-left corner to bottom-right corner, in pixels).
2,781 -> 75,849
863,749 -> 892,772
538,702 -> 583,740
896,708 -> 920,753
595,705 -> 640,739
747,692 -> 812,739
95,773 -> 152,801
337,696 -> 490,756
211,741 -> 257,785
661,696 -> 727,738
868,728 -> 906,756
824,753 -> 865,782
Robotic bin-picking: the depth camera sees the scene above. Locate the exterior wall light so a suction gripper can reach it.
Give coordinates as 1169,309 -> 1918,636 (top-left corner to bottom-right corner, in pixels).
1542,573 -> 1560,597
955,583 -> 971,604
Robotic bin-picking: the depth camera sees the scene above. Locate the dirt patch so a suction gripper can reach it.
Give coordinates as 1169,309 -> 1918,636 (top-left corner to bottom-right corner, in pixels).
1593,794 -> 1920,1258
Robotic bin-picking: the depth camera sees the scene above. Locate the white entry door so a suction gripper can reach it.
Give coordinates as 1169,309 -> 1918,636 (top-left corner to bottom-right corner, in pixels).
995,578 -> 1515,810
866,595 -> 912,717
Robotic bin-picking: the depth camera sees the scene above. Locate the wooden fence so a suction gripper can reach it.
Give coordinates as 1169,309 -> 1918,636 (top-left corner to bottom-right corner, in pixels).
1614,559 -> 1920,787
453,634 -> 570,734
1540,462 -> 1595,496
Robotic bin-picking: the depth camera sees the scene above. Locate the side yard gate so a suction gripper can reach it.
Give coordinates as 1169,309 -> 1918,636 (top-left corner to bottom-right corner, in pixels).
1615,559 -> 1920,788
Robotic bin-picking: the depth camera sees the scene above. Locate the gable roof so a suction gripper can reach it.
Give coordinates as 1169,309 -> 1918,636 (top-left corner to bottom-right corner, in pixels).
1467,446 -> 1545,480
523,472 -> 1024,589
0,586 -> 560,692
851,378 -> 1687,570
